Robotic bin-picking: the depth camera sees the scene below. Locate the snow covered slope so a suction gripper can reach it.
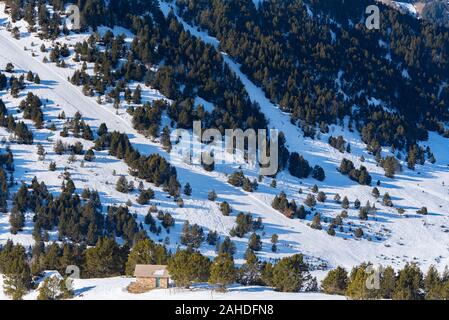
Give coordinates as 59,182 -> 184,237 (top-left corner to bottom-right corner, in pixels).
1,1 -> 449,302
0,274 -> 343,300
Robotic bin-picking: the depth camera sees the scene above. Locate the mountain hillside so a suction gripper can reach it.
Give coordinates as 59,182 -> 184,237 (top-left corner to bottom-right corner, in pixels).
1,0 -> 449,300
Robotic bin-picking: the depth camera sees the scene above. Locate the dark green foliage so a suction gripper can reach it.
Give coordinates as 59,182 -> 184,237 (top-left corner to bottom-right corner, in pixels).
124,239 -> 168,275
96,131 -> 180,196
84,237 -> 128,278
339,158 -> 372,185
9,205 -> 25,234
132,100 -> 166,138
183,183 -> 192,196
382,156 -> 401,178
317,191 -> 326,203
206,230 -> 219,246
219,201 -> 232,216
311,165 -> 325,181
271,254 -> 312,292
311,213 -> 322,230
383,193 -> 393,207
207,190 -> 217,201
328,136 -> 347,153
238,250 -> 262,286
136,188 -> 155,205
105,206 -> 139,244
304,194 -> 316,208
417,207 -> 428,215
0,242 -> 32,300
167,250 -> 211,288
354,228 -> 363,238
84,149 -> 95,162
158,211 -> 175,229
372,187 -> 380,198
180,221 -> 204,249
175,0 -> 449,155
209,253 -> 236,290
218,236 -> 236,256
227,170 -> 257,192
288,152 -> 311,179
321,266 -> 348,295
19,92 -> 44,127
248,233 -> 262,251
230,212 -> 256,238
393,264 -> 424,300
272,191 -> 301,218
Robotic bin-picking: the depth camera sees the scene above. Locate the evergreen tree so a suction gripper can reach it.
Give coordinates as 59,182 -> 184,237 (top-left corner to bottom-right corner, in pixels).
380,266 -> 396,299
167,250 -> 211,288
2,244 -> 31,300
219,201 -> 232,216
392,263 -> 424,300
248,233 -> 262,251
238,250 -> 262,286
84,237 -> 127,278
125,239 -> 167,275
116,176 -> 128,193
424,265 -> 442,300
183,183 -> 192,196
208,190 -> 217,201
321,266 -> 348,295
9,206 -> 25,234
209,253 -> 236,290
345,264 -> 378,300
272,254 -> 310,292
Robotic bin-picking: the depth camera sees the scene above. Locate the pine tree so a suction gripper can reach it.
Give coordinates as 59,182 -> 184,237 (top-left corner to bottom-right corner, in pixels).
380,266 -> 396,299
116,176 -> 128,193
248,233 -> 262,251
238,250 -> 262,286
311,213 -> 322,230
9,206 -> 25,234
424,265 -> 442,300
354,228 -> 363,238
272,254 -> 310,292
84,237 -> 126,278
219,201 -> 232,216
393,264 -> 424,300
345,264 -> 378,299
383,156 -> 400,178
341,196 -> 350,209
304,194 -> 316,208
132,85 -> 142,104
84,149 -> 95,162
125,239 -> 167,275
321,266 -> 348,295
167,250 -> 211,288
317,191 -> 326,202
53,139 -> 65,155
2,244 -> 31,300
208,190 -> 217,201
37,276 -> 62,300
209,253 -> 236,290
271,234 -> 279,253
218,236 -> 236,256
49,161 -> 57,171
382,193 -> 393,207
160,126 -> 171,152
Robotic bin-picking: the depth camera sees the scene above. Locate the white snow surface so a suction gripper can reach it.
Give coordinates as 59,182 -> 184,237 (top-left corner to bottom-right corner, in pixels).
0,274 -> 343,300
1,1 -> 449,300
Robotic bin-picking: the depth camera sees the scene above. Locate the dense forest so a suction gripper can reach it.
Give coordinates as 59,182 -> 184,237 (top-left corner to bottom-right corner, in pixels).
175,0 -> 449,162
6,0 -> 447,171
